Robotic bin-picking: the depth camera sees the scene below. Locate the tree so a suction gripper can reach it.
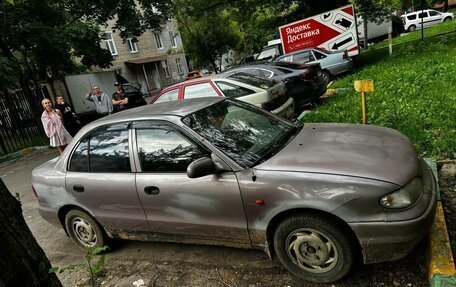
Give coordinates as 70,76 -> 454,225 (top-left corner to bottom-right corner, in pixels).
0,0 -> 171,99
0,179 -> 62,286
352,0 -> 395,48
173,0 -> 242,71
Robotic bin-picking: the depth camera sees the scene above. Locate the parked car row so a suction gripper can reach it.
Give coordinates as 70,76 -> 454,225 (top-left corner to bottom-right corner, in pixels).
153,56 -> 336,118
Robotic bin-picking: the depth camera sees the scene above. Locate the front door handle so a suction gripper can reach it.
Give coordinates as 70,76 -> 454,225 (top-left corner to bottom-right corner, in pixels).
144,186 -> 160,195
73,184 -> 85,193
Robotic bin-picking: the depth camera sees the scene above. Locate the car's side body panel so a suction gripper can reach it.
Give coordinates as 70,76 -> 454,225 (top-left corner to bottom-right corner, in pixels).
135,172 -> 251,247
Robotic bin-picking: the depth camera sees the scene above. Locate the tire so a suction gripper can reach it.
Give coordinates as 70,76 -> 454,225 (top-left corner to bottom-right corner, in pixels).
443,17 -> 452,22
273,214 -> 355,283
65,209 -> 107,250
408,25 -> 416,32
321,71 -> 331,85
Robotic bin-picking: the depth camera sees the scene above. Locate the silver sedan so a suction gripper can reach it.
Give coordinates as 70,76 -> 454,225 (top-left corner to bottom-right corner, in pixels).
275,48 -> 354,83
32,97 -> 436,283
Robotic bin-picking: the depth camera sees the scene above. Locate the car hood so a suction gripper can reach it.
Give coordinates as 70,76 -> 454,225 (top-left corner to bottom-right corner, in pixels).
256,123 -> 420,186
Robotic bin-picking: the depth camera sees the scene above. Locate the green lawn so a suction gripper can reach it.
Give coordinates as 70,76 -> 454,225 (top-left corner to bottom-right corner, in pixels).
300,22 -> 456,160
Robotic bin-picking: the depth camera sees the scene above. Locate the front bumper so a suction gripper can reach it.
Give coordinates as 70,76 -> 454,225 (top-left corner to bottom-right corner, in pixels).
349,161 -> 438,264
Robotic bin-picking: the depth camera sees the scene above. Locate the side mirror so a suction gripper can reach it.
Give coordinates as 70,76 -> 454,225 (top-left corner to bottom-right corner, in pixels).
187,157 -> 217,178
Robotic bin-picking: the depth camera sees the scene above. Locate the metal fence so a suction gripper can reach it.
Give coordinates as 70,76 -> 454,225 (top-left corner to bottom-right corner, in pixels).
0,87 -> 49,155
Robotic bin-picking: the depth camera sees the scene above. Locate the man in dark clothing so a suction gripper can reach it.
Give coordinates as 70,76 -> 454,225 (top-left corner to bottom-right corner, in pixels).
54,96 -> 82,136
112,82 -> 128,113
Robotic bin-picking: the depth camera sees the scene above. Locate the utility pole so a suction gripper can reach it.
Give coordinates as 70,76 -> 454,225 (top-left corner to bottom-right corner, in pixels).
421,0 -> 424,40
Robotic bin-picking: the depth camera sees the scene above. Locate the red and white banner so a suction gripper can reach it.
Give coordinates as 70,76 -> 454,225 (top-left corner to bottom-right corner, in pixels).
279,5 -> 359,56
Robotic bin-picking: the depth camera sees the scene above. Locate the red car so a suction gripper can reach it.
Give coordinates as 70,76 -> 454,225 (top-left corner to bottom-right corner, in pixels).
150,76 -> 295,119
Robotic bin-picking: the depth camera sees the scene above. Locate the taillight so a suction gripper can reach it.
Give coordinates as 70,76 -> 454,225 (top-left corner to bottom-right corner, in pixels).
343,50 -> 348,59
299,71 -> 310,79
299,65 -> 320,79
32,185 -> 37,197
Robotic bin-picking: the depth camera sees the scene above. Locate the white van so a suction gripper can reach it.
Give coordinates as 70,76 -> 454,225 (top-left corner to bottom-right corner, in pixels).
401,9 -> 454,32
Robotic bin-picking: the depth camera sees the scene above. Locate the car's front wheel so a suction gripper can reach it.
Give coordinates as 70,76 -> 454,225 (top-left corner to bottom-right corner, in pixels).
408,25 -> 417,32
273,214 -> 355,283
443,17 -> 452,22
65,209 -> 107,250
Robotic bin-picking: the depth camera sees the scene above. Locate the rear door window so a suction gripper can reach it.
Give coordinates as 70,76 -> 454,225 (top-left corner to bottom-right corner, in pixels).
156,89 -> 179,103
313,50 -> 327,60
293,51 -> 315,63
419,12 -> 428,18
184,83 -> 219,99
69,123 -> 130,172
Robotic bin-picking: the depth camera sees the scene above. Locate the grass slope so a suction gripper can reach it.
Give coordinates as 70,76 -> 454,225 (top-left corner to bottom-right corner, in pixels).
301,22 -> 456,159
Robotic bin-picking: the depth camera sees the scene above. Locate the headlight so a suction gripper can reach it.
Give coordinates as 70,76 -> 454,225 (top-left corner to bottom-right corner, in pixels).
379,177 -> 422,209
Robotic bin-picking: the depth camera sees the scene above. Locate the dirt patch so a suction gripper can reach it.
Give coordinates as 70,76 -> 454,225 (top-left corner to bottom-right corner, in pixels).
439,163 -> 456,262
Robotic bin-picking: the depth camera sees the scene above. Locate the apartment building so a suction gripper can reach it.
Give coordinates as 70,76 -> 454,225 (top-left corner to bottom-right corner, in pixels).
102,20 -> 188,96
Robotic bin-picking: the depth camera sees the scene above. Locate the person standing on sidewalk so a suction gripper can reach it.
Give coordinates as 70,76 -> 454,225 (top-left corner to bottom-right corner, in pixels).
40,98 -> 72,155
54,96 -> 82,136
84,85 -> 113,119
112,82 -> 128,113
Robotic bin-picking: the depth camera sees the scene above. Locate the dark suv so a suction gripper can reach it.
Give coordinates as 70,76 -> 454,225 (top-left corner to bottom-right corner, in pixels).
123,84 -> 147,108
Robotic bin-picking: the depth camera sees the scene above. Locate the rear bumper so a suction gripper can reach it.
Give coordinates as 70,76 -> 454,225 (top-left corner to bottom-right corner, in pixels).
38,202 -> 63,228
349,162 -> 437,264
272,97 -> 295,119
288,77 -> 327,106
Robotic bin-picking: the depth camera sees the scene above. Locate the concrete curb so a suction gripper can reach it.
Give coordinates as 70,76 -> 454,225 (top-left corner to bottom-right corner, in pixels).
425,159 -> 456,286
0,146 -> 50,165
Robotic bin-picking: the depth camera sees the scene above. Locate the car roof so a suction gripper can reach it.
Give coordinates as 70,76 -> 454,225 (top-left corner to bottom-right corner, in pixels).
96,97 -> 225,122
165,75 -> 219,90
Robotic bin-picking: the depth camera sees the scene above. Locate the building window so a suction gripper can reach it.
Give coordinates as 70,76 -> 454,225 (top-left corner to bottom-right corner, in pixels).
176,58 -> 183,75
127,38 -> 138,53
169,31 -> 177,47
161,60 -> 170,78
154,32 -> 163,49
104,32 -> 118,56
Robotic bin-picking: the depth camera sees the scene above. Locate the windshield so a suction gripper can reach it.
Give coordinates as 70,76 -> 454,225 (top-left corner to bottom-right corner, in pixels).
182,100 -> 299,167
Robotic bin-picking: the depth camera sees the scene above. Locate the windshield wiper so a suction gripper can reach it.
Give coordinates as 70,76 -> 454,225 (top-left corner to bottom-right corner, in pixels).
250,126 -> 299,166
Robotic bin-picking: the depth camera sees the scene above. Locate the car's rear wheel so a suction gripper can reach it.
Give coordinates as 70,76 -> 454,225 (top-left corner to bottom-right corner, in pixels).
65,209 -> 107,250
273,214 -> 355,283
321,71 -> 331,85
408,25 -> 417,32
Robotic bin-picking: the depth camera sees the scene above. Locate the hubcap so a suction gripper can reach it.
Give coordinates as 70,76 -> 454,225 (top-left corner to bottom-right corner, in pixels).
72,217 -> 97,247
285,228 -> 338,273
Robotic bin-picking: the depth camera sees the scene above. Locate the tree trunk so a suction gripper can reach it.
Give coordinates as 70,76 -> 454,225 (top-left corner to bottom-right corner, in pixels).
0,179 -> 62,287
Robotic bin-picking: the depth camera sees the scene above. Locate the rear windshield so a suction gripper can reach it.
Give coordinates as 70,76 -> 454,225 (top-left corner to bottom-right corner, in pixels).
269,61 -> 303,69
227,72 -> 276,88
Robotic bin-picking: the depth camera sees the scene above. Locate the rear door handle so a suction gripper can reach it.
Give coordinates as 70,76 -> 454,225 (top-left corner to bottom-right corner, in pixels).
144,186 -> 160,195
73,184 -> 85,193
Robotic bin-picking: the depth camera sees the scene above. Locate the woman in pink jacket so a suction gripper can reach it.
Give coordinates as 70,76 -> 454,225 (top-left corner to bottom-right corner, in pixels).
41,98 -> 72,154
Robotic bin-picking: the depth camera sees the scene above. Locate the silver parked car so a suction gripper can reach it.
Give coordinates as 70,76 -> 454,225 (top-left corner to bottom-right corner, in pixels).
32,98 -> 437,283
275,48 -> 353,83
